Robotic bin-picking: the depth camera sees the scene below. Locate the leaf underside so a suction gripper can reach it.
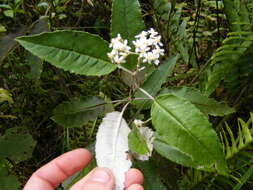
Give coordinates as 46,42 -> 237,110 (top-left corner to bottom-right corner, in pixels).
95,112 -> 132,190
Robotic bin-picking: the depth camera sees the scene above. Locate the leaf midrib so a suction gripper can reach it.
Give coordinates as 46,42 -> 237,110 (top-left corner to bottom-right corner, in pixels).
18,39 -> 111,64
154,98 -> 216,160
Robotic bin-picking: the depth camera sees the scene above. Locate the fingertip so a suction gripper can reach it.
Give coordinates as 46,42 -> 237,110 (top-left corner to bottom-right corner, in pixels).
70,167 -> 115,190
127,184 -> 144,190
73,148 -> 92,159
125,168 -> 144,188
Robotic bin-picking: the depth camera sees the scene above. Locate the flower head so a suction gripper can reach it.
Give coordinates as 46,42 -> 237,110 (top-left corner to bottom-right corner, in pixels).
133,28 -> 164,65
108,28 -> 164,66
107,34 -> 131,64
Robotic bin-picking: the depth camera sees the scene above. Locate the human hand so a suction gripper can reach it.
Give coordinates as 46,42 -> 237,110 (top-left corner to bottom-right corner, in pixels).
23,149 -> 144,190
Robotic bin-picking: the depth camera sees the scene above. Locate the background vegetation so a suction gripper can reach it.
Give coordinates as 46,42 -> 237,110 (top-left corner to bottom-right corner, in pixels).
1,0 -> 253,189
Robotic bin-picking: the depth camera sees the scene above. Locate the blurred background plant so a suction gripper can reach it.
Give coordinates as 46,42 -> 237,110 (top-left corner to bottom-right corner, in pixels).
1,0 -> 253,189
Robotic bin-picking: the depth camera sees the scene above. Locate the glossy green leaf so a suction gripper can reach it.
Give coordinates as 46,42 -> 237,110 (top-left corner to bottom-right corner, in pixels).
128,127 -> 149,155
151,94 -> 228,174
134,55 -> 178,109
111,0 -> 145,46
135,161 -> 167,190
16,31 -> 117,76
0,128 -> 36,163
161,87 -> 235,116
51,96 -> 105,128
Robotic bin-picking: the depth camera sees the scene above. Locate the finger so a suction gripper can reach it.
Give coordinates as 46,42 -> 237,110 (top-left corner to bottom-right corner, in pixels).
70,167 -> 115,190
23,148 -> 92,190
70,168 -> 144,190
126,184 -> 144,190
125,168 -> 144,188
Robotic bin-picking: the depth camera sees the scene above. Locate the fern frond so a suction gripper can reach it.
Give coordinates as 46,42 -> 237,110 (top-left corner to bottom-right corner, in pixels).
200,32 -> 253,95
220,113 -> 253,160
200,0 -> 253,96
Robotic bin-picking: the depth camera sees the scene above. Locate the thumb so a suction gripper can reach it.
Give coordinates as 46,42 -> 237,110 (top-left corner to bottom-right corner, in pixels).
70,167 -> 115,190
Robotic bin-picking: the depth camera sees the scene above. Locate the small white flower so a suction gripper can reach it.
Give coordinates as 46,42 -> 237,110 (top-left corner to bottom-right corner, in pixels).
135,31 -> 148,39
108,28 -> 164,65
133,28 -> 164,65
108,34 -> 131,64
134,119 -> 144,127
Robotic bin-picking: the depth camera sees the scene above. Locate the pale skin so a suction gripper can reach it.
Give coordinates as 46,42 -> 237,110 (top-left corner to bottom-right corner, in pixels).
23,149 -> 144,190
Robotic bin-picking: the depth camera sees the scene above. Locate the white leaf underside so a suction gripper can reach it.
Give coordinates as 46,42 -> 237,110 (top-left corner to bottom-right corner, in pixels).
95,111 -> 132,190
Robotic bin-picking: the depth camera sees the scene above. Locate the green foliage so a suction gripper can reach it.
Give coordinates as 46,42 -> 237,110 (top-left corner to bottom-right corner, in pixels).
128,126 -> 149,155
111,0 -> 145,69
134,55 -> 178,109
0,88 -> 13,104
16,31 -> 117,76
161,87 -> 235,116
0,127 -> 36,163
233,165 -> 253,190
51,96 -> 106,128
221,113 -> 253,160
200,0 -> 253,96
0,27 -> 26,62
201,31 -> 253,96
0,159 -> 20,190
111,0 -> 145,45
0,176 -> 20,190
135,161 -> 167,190
151,94 -> 228,174
1,0 -> 253,189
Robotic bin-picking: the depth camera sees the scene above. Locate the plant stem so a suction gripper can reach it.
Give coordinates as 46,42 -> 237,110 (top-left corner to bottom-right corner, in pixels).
117,65 -> 135,76
138,87 -> 155,100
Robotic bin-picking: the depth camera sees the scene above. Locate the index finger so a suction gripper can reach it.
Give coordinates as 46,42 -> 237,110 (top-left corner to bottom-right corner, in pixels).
23,148 -> 92,190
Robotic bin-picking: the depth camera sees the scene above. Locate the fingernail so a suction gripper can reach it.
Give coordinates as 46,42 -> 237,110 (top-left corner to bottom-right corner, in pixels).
91,169 -> 111,183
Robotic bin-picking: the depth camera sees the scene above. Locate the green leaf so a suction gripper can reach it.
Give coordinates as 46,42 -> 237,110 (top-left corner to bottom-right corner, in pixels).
111,0 -> 145,69
0,128 -> 36,163
25,53 -> 43,80
135,161 -> 167,190
0,27 -> 26,62
151,94 -> 228,174
0,88 -> 13,104
161,87 -> 235,116
0,25 -> 6,33
3,10 -> 14,18
0,175 -> 21,190
134,55 -> 178,109
0,5 -> 11,9
233,165 -> 253,190
111,0 -> 145,46
25,17 -> 50,80
128,127 -> 149,155
16,30 -> 117,76
51,96 -> 105,128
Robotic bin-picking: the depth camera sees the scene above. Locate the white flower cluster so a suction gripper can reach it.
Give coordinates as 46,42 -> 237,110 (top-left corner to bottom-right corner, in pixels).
133,28 -> 164,65
107,34 -> 131,64
108,28 -> 164,65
